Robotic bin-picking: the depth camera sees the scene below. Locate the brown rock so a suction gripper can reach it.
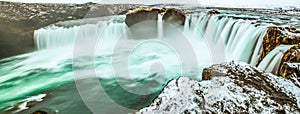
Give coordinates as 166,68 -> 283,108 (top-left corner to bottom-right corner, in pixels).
202,61 -> 297,108
278,43 -> 300,86
125,7 -> 161,27
257,27 -> 300,66
124,7 -> 162,39
139,61 -> 300,113
162,8 -> 186,26
31,110 -> 48,114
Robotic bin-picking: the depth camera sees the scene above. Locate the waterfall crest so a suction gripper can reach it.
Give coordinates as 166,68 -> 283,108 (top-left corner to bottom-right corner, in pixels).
183,14 -> 268,65
34,20 -> 128,50
33,14 -> 289,75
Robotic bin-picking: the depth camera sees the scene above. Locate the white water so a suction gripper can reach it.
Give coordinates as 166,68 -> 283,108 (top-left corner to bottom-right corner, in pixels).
258,45 -> 293,74
34,14 -> 269,66
157,14 -> 163,39
183,13 -> 268,65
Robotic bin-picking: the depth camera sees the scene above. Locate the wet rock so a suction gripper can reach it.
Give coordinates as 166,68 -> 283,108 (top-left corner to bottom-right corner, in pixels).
125,7 -> 162,39
207,9 -> 220,14
279,43 -> 300,86
279,63 -> 300,87
138,61 -> 300,113
31,110 -> 48,114
257,27 -> 300,66
125,7 -> 161,27
162,8 -> 186,26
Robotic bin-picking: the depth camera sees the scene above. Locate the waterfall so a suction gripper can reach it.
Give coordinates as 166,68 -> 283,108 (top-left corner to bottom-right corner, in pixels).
34,19 -> 128,50
183,14 -> 268,65
33,14 -> 288,75
257,45 -> 292,74
2,13 -> 292,112
157,14 -> 163,39
34,25 -> 80,49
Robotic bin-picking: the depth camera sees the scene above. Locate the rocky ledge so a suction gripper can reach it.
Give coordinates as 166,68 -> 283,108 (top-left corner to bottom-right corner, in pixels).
258,27 -> 300,66
138,61 -> 300,113
279,43 -> 300,87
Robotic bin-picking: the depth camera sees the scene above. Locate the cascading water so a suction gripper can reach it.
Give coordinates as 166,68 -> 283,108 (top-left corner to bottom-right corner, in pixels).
258,45 -> 293,74
0,13 -> 278,113
157,14 -> 163,39
184,13 -> 268,65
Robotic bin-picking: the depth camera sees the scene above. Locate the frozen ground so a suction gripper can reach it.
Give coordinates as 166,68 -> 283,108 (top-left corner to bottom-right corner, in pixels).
2,0 -> 300,9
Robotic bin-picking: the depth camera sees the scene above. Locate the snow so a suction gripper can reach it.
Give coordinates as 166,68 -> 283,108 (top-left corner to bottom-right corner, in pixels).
138,61 -> 300,113
268,73 -> 300,108
2,0 -> 300,9
138,76 -> 293,113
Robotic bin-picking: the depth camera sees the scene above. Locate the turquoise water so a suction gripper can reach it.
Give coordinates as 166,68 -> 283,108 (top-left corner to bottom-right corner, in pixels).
0,42 -> 200,113
0,14 -> 268,113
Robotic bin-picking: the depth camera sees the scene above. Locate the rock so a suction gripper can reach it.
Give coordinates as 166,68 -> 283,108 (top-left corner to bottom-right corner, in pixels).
31,110 -> 48,114
279,63 -> 300,87
207,9 -> 220,14
138,61 -> 300,113
162,8 -> 186,26
257,27 -> 300,66
124,7 -> 187,39
279,43 -> 300,86
125,7 -> 161,27
124,7 -> 162,39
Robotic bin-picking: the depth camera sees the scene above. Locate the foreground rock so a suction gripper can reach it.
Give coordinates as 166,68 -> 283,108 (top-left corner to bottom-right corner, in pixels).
138,61 -> 300,113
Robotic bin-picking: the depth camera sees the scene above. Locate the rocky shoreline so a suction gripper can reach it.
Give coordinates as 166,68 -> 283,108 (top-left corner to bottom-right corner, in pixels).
138,61 -> 300,113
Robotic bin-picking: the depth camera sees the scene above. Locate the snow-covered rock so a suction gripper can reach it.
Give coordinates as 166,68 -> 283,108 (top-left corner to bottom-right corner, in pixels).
138,61 -> 300,113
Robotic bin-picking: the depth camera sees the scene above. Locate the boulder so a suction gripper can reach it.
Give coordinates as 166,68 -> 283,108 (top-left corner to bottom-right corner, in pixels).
125,7 -> 161,27
138,61 -> 300,113
124,7 -> 162,39
162,8 -> 186,27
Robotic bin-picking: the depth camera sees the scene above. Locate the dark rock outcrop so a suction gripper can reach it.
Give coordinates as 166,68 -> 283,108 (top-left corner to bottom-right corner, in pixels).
124,7 -> 187,39
257,27 -> 300,66
162,8 -> 186,26
124,7 -> 161,39
207,9 -> 220,14
125,7 -> 161,27
31,110 -> 47,114
138,61 -> 300,113
125,7 -> 186,27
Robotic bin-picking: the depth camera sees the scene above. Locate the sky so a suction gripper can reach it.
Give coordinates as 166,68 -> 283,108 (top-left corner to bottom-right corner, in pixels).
1,0 -> 300,9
